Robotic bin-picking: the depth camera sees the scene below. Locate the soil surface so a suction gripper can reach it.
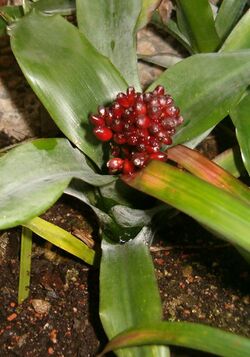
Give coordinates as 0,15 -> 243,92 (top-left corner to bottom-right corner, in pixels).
0,196 -> 249,357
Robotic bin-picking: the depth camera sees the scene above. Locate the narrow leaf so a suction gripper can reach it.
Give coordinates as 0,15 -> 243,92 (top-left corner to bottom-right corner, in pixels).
230,92 -> 250,175
167,145 -> 250,204
148,51 -> 250,145
100,322 -> 250,357
138,53 -> 183,68
123,160 -> 250,252
213,147 -> 246,178
32,0 -> 76,15
9,11 -> 127,167
18,227 -> 32,304
215,0 -> 247,43
24,217 -> 95,265
0,138 -> 101,230
135,0 -> 161,31
176,0 -> 220,52
76,0 -> 141,90
221,9 -> 250,51
100,229 -> 170,356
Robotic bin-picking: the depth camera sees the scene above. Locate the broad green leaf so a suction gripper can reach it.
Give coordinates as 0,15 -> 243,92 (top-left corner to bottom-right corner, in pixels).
230,92 -> 250,175
76,0 -> 141,90
123,160 -> 250,252
221,9 -> 250,51
215,0 -> 247,43
32,0 -> 75,15
167,145 -> 250,204
24,217 -> 95,265
100,322 -> 250,357
18,227 -> 32,304
9,11 -> 127,167
0,138 -> 109,230
148,51 -> 250,145
100,229 -> 170,357
176,0 -> 220,52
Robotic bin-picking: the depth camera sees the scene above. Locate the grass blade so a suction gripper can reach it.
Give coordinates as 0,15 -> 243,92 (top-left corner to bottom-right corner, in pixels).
100,322 -> 250,357
23,217 -> 95,265
18,227 -> 32,304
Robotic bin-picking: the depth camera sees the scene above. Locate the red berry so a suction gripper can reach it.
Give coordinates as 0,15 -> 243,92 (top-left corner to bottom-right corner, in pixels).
113,133 -> 127,145
134,101 -> 147,115
98,106 -> 106,117
132,152 -> 149,168
112,102 -> 124,118
116,93 -> 130,108
107,158 -> 124,174
122,159 -> 135,175
135,114 -> 151,129
94,127 -> 113,141
90,114 -> 105,127
153,85 -> 165,96
149,151 -> 167,161
111,118 -> 124,132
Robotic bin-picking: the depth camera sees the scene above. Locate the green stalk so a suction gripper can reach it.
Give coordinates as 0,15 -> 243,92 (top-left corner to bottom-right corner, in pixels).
18,227 -> 32,304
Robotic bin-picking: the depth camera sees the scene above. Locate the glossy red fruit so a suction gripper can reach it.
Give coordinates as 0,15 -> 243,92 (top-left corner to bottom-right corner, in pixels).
149,151 -> 167,161
153,85 -> 165,96
94,127 -> 113,141
135,114 -> 151,129
122,159 -> 135,175
113,133 -> 127,145
131,152 -> 149,168
116,93 -> 130,108
107,158 -> 124,174
90,114 -> 105,127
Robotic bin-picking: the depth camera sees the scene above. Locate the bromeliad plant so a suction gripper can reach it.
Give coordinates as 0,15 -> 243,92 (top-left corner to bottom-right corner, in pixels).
1,0 -> 250,356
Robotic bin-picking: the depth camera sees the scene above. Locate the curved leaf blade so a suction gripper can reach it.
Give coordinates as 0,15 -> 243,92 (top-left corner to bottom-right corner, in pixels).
176,0 -> 220,52
148,51 -> 250,145
100,229 -> 170,356
215,0 -> 247,43
76,0 -> 141,90
221,9 -> 250,51
123,160 -> 250,252
230,92 -> 250,175
24,217 -> 95,265
0,138 -> 99,230
9,11 -> 127,167
100,322 -> 250,357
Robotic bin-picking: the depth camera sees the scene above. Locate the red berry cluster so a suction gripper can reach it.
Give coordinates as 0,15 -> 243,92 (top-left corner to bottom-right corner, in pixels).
90,85 -> 183,175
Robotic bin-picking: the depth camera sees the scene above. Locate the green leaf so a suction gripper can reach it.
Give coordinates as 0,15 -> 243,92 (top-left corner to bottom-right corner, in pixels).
176,0 -> 220,52
9,10 -> 127,167
167,145 -> 250,205
24,217 -> 95,265
215,0 -> 247,43
137,53 -> 183,68
230,92 -> 250,175
32,0 -> 76,15
123,160 -> 250,252
18,227 -> 32,304
0,5 -> 23,35
221,9 -> 250,51
76,0 -> 141,90
213,147 -> 247,178
0,138 -> 103,230
100,321 -> 250,357
100,229 -> 170,357
151,13 -> 192,53
148,51 -> 250,145
135,0 -> 161,31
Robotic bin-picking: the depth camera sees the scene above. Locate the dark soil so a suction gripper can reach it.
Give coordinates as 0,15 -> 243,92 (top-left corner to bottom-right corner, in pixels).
0,195 -> 249,357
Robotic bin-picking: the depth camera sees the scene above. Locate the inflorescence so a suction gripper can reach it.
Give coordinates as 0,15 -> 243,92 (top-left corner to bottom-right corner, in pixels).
90,85 -> 183,175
